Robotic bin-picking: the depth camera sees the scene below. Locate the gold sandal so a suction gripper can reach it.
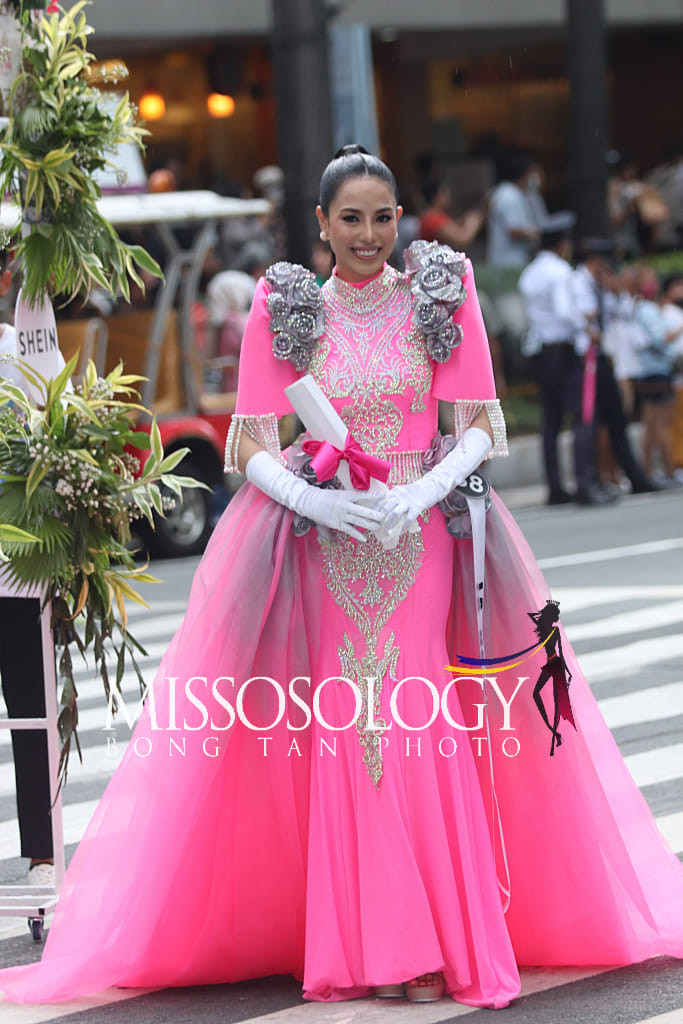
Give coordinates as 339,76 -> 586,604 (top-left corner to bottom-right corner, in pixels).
405,971 -> 446,1002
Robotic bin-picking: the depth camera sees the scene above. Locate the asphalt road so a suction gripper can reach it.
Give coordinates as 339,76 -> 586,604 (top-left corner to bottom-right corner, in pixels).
0,487 -> 681,1024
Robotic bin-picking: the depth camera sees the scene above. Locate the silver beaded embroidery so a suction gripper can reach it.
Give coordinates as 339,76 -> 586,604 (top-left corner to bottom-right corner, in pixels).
309,266 -> 433,456
320,530 -> 424,787
339,632 -> 399,788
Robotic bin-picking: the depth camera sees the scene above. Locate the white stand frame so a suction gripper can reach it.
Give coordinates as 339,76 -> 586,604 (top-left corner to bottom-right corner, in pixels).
0,576 -> 64,935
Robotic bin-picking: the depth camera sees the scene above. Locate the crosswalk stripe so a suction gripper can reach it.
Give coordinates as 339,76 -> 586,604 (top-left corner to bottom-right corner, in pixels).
567,600 -> 683,642
235,998 -> 478,1021
538,537 -> 683,570
125,600 -> 187,616
0,744 -> 124,799
598,681 -> 683,729
0,965 -> 618,1024
656,811 -> 683,855
0,801 -> 100,861
189,966 -> 616,1024
631,1012 -> 683,1024
103,612 -> 184,643
552,585 -> 683,614
623,744 -> 683,788
578,634 -> 683,683
0,986 -> 159,1022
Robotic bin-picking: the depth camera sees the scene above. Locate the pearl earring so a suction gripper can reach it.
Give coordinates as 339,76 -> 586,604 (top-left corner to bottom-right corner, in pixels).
320,231 -> 328,241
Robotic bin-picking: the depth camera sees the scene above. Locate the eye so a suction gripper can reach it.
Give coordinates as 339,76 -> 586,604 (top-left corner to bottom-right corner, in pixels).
342,214 -> 358,223
377,214 -> 392,223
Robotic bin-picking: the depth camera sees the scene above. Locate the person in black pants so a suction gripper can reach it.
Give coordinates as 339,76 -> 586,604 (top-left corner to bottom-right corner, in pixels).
574,241 -> 658,495
0,598 -> 55,880
518,215 -> 609,505
595,346 -> 657,492
531,343 -> 596,502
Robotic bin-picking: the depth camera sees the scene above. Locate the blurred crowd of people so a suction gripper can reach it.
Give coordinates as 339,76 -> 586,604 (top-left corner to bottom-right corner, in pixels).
187,147 -> 683,505
520,228 -> 683,504
385,144 -> 683,504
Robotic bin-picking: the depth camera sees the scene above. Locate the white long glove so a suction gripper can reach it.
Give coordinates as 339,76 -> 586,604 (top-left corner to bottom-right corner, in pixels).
375,426 -> 493,546
245,450 -> 383,542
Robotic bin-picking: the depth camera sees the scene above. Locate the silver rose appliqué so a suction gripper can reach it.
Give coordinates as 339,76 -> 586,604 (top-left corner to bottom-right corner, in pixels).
404,241 -> 468,363
265,263 -> 325,371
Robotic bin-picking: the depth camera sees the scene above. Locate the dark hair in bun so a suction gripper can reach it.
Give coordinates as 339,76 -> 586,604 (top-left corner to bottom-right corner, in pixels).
318,144 -> 399,214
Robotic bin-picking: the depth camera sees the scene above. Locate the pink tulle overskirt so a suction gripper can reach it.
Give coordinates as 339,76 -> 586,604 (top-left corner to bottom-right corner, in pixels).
0,484 -> 681,1006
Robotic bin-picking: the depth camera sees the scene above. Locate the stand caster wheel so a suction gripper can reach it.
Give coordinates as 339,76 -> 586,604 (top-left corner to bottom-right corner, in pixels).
28,916 -> 44,941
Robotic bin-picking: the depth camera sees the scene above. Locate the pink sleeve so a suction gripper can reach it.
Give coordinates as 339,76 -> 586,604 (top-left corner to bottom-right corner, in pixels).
431,260 -> 497,402
234,277 -> 300,417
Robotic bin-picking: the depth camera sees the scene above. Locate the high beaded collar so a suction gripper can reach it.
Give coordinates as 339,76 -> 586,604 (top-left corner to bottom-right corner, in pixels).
323,264 -> 403,314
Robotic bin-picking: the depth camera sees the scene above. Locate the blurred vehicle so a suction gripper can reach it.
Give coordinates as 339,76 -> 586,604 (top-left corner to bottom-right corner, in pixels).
56,189 -> 269,557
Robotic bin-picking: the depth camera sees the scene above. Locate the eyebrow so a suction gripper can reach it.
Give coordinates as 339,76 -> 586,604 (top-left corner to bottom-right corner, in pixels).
339,206 -> 394,214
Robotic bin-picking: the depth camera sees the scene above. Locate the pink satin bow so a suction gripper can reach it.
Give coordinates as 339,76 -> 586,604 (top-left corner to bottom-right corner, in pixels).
302,433 -> 391,490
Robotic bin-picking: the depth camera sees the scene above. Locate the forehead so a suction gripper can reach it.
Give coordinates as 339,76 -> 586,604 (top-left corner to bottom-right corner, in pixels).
330,175 -> 396,210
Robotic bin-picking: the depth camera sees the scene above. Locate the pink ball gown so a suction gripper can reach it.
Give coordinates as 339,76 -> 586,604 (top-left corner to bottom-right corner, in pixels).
0,244 -> 682,1008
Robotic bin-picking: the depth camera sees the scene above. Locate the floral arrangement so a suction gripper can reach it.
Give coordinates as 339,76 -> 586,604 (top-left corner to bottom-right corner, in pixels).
0,357 -> 201,785
0,0 -> 160,303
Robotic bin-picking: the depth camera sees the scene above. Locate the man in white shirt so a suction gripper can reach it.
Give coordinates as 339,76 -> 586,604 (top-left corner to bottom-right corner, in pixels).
573,239 -> 657,495
519,213 -> 604,505
486,152 -> 545,268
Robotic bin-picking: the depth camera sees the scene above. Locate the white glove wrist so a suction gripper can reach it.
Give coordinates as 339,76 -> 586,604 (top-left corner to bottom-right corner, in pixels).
245,449 -> 383,542
375,426 -> 492,545
421,426 -> 492,505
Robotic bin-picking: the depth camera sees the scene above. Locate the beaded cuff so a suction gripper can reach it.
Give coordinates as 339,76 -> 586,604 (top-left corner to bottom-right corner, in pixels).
404,240 -> 468,363
265,262 -> 325,371
224,413 -> 284,473
452,399 -> 508,459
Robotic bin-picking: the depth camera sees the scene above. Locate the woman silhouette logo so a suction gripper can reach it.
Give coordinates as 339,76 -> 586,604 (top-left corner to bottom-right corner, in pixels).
528,600 -> 577,756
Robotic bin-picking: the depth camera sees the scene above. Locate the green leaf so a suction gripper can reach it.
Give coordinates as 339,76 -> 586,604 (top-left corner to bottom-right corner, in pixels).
168,474 -> 211,491
158,448 -> 188,474
127,244 -> 163,280
126,432 -> 151,450
51,351 -> 79,397
63,392 -> 102,425
0,524 -> 39,544
25,458 -> 50,499
149,418 -> 163,464
148,483 -> 164,516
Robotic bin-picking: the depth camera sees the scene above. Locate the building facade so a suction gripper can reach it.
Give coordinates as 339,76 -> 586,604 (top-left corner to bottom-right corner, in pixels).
88,1 -> 683,204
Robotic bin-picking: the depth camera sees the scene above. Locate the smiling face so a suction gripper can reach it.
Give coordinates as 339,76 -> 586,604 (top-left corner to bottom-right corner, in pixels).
316,176 -> 402,284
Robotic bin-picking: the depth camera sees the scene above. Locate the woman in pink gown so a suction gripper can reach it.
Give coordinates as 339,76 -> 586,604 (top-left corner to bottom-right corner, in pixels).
1,146 -> 682,1009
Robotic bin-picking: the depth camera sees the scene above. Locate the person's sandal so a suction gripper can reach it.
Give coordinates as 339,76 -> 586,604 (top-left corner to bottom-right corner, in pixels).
374,984 -> 405,998
405,971 -> 446,1002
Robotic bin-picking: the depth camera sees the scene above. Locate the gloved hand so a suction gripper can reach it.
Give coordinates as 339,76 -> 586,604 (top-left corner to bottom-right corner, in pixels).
375,426 -> 493,546
245,450 -> 383,542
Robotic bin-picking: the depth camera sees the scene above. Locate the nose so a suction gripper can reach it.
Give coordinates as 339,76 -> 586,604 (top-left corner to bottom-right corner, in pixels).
358,216 -> 376,243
